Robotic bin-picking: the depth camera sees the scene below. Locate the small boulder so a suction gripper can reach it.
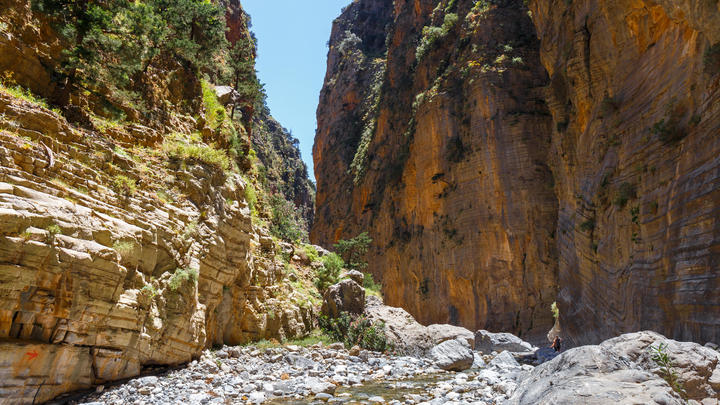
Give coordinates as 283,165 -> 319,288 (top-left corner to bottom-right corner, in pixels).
215,85 -> 241,105
489,350 -> 520,368
344,270 -> 365,285
307,379 -> 336,395
321,279 -> 365,318
429,338 -> 474,371
475,330 -> 534,354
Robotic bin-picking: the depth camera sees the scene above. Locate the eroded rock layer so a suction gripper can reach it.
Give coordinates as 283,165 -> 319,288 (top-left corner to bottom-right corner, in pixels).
313,0 -> 558,339
528,0 -> 720,345
0,92 -> 316,404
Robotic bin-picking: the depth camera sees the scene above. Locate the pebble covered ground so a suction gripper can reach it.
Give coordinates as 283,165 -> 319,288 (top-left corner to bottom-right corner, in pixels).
74,343 -> 531,405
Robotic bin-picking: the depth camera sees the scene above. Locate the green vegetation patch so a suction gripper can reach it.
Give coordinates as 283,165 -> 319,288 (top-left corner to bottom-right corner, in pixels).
201,80 -> 226,130
314,252 -> 344,292
163,134 -> 230,172
334,232 -> 372,271
363,272 -> 382,298
614,182 -> 637,208
416,13 -> 459,62
319,312 -> 391,352
169,267 -> 199,291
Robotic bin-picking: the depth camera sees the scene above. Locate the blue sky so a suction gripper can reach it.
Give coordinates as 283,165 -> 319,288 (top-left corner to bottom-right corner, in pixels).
241,0 -> 349,181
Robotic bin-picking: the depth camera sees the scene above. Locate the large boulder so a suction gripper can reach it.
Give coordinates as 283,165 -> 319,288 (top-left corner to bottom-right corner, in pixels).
427,324 -> 475,347
363,296 -> 475,356
507,331 -> 720,404
321,279 -> 365,318
429,338 -> 474,371
363,296 -> 433,355
475,330 -> 534,354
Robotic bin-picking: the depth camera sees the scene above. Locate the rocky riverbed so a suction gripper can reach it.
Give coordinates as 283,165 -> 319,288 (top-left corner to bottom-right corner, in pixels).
69,342 -> 528,405
64,329 -> 720,405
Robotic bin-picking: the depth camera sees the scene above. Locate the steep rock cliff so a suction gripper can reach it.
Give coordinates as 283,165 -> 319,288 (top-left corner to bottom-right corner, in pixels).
528,0 -> 720,345
313,0 -> 558,339
314,0 -> 720,347
0,1 -> 319,402
252,109 -> 316,227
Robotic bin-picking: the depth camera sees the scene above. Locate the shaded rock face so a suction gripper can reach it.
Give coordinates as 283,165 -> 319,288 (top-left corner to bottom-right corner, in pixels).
252,110 -> 316,227
0,93 -> 316,404
528,0 -> 720,345
507,331 -> 720,403
313,0 -> 558,339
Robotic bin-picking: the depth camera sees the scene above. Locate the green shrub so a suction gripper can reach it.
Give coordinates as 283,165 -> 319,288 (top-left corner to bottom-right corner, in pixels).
163,138 -> 230,171
244,182 -> 257,213
319,312 -> 391,352
0,80 -> 54,111
416,13 -> 459,61
113,240 -> 135,256
551,301 -> 559,320
314,252 -> 344,291
302,244 -> 320,263
112,175 -> 137,197
363,272 -> 382,298
630,206 -> 640,224
269,194 -> 308,242
651,118 -> 684,143
650,343 -> 687,399
44,224 -> 62,242
201,80 -> 226,129
169,267 -> 199,291
614,182 -> 636,208
334,232 -> 372,271
140,284 -> 158,298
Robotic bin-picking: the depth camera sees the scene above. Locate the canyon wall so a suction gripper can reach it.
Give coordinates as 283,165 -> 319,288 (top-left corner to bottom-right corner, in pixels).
528,0 -> 720,345
313,0 -> 720,345
313,0 -> 559,340
0,0 -> 318,402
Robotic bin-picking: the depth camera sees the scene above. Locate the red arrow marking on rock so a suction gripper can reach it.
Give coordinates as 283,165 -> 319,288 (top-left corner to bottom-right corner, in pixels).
25,350 -> 38,360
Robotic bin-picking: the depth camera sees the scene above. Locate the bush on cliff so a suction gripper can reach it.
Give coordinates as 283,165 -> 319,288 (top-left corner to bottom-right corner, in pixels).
416,13 -> 459,62
169,267 -> 199,291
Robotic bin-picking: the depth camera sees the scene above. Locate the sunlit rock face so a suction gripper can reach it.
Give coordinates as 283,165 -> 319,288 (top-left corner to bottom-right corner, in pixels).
313,0 -> 558,340
314,0 -> 720,346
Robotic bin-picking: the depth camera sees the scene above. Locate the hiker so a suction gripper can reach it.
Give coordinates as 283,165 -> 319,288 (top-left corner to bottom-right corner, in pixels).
551,336 -> 562,352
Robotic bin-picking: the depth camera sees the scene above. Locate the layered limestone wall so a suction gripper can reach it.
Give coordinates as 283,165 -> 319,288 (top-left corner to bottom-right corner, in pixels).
0,93 -> 315,403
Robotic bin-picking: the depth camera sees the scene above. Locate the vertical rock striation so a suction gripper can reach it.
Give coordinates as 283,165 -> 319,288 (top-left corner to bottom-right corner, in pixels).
314,0 -> 720,346
313,0 -> 558,339
527,0 -> 720,345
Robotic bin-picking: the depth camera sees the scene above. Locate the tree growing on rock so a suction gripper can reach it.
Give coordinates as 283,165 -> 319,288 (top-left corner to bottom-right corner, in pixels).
334,232 -> 372,271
